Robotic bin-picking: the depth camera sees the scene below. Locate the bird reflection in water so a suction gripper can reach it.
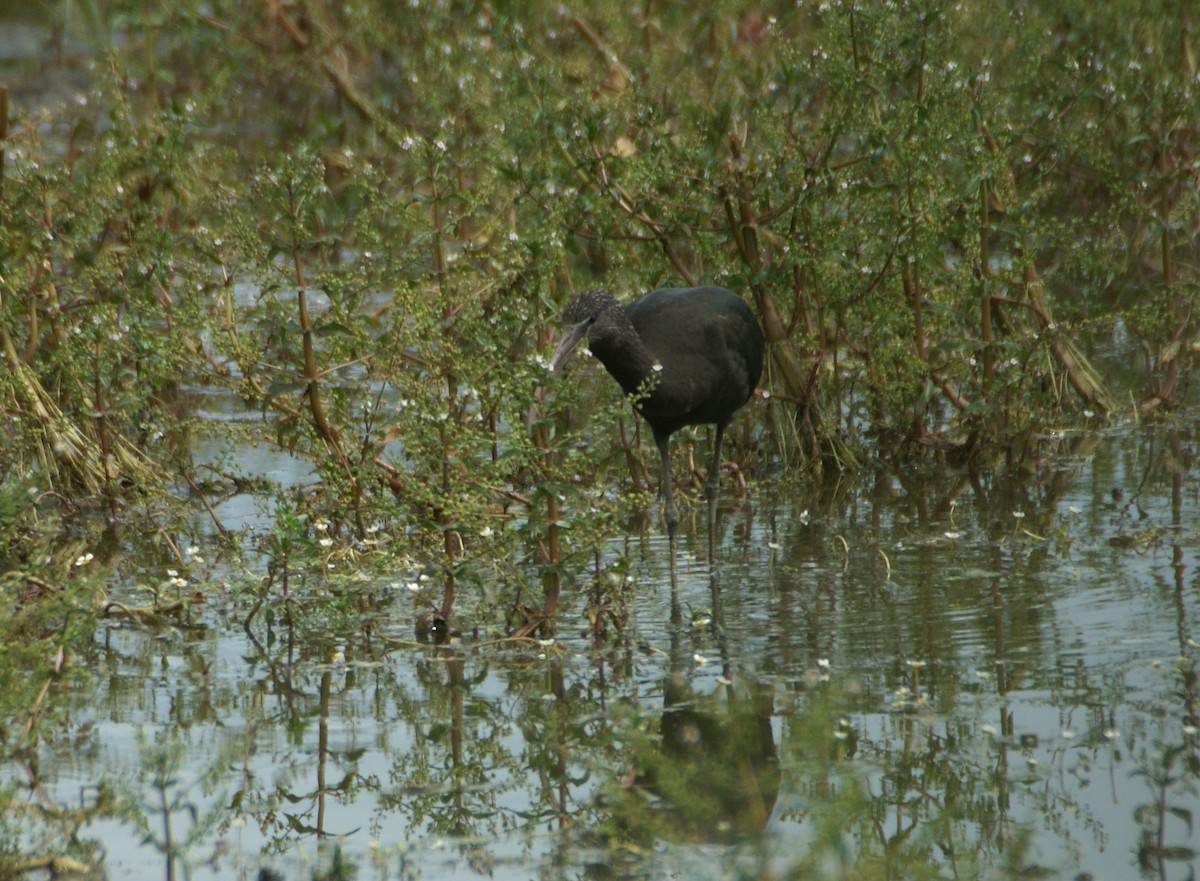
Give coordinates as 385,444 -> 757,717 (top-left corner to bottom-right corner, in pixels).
616,675 -> 779,845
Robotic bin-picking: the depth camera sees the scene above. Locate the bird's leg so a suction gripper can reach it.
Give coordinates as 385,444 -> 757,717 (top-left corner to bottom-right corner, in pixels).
705,422 -> 726,558
655,430 -> 678,538
705,422 -> 726,506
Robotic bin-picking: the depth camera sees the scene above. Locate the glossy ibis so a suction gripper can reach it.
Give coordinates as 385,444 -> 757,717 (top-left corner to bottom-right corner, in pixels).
549,286 -> 763,534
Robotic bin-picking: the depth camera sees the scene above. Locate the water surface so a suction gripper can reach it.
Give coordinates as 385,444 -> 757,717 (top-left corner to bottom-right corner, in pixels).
13,424 -> 1200,880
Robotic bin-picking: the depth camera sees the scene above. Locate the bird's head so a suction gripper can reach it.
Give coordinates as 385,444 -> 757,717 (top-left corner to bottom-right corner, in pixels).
549,289 -> 616,372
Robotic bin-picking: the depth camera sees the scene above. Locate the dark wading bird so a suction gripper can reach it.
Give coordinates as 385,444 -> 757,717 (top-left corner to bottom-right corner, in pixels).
549,286 -> 764,535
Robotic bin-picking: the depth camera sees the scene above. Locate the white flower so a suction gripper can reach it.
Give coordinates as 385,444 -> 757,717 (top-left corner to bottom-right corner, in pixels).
319,538 -> 333,548
74,553 -> 94,567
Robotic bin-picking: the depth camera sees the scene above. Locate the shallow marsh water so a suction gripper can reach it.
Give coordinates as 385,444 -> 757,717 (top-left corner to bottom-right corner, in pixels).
9,422 -> 1199,881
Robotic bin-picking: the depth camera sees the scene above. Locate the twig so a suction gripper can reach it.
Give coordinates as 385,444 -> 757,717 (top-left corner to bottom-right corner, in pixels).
262,0 -> 308,48
0,84 -> 8,194
17,645 -> 64,746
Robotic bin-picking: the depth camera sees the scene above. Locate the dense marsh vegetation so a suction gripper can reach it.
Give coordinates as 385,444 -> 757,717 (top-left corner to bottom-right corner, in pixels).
0,0 -> 1197,877
3,0 -> 1195,598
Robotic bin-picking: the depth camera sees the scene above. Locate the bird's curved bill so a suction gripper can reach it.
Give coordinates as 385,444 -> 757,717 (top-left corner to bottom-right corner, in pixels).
549,319 -> 591,372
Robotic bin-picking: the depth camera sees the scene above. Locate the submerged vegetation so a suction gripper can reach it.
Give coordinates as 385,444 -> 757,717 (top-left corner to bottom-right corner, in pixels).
0,0 -> 1198,877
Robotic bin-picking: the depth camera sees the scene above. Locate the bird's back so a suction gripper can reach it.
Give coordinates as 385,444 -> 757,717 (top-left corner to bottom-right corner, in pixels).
623,286 -> 763,435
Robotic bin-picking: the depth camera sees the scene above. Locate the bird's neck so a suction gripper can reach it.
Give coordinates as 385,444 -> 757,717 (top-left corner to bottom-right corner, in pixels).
590,313 -> 658,396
